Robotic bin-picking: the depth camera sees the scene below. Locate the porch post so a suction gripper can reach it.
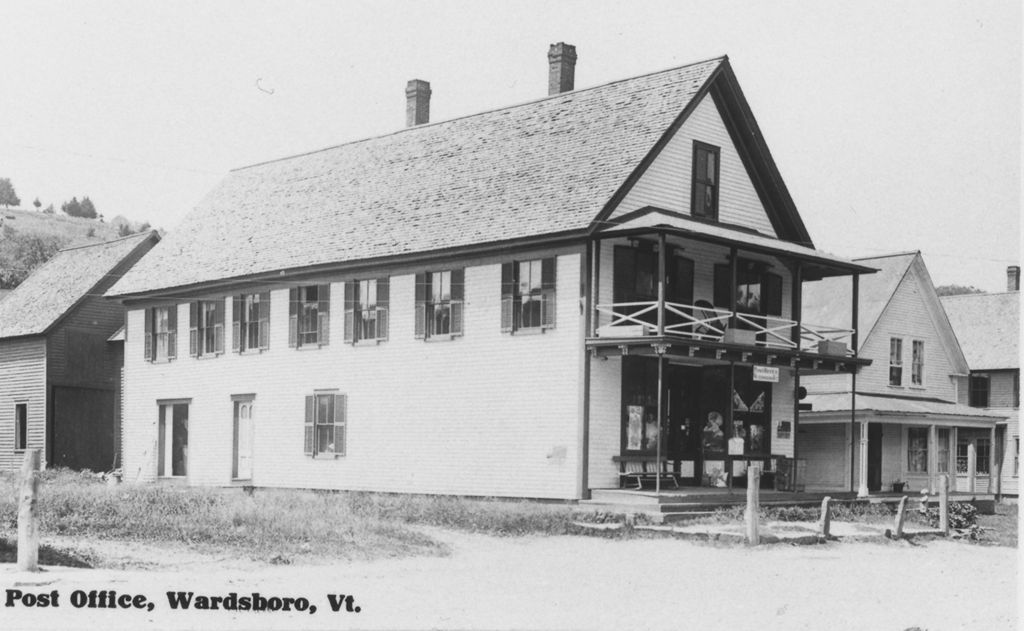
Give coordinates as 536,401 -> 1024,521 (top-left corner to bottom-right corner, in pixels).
792,263 -> 803,463
655,350 -> 665,495
857,419 -> 869,497
850,274 -> 861,495
989,424 -> 997,495
657,232 -> 666,337
928,424 -> 938,494
967,442 -> 976,492
729,247 -> 738,328
591,238 -> 601,338
951,426 -> 959,489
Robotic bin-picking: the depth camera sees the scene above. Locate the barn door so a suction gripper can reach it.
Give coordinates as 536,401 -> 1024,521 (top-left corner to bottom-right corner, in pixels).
233,399 -> 254,480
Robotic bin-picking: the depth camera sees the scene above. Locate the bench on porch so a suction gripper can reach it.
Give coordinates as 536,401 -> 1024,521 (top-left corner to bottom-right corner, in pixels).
612,455 -> 680,490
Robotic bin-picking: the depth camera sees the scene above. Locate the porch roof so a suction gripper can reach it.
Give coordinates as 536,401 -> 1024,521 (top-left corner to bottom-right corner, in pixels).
594,206 -> 877,280
802,392 -> 1007,425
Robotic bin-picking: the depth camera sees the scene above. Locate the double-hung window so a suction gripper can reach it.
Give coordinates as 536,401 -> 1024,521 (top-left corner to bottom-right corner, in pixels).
969,374 -> 990,407
907,427 -> 928,473
144,306 -> 177,362
343,278 -> 389,343
415,269 -> 464,339
189,300 -> 225,357
233,292 -> 270,352
889,338 -> 903,386
691,141 -> 720,221
304,392 -> 346,457
501,258 -> 555,332
911,340 -> 924,386
289,285 -> 331,348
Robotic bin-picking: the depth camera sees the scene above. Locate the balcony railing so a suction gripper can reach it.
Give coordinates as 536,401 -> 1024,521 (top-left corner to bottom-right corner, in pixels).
594,300 -> 854,354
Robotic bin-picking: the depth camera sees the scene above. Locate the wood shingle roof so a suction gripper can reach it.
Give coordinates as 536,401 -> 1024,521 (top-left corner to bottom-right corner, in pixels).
109,57 -> 727,297
0,231 -> 158,339
941,291 -> 1020,371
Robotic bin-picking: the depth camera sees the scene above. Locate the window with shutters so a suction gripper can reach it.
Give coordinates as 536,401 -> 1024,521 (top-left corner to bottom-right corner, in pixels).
233,292 -> 270,352
415,269 -> 464,340
289,285 -> 330,348
189,300 -> 225,357
691,141 -> 720,221
143,306 -> 177,362
501,259 -> 555,333
304,392 -> 346,457
344,278 -> 389,344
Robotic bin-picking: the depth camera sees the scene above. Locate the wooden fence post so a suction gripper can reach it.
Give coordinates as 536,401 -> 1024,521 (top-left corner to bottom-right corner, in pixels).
893,496 -> 908,539
17,449 -> 41,572
746,465 -> 760,545
818,496 -> 832,537
938,473 -> 949,535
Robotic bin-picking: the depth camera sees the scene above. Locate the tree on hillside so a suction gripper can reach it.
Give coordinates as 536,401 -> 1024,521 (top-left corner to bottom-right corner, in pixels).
0,178 -> 20,208
61,197 -> 82,217
0,232 -> 68,289
43,203 -> 55,214
935,284 -> 984,297
33,197 -> 41,211
79,196 -> 98,219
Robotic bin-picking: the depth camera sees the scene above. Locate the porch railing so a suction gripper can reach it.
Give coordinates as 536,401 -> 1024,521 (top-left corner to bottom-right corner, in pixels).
594,300 -> 855,355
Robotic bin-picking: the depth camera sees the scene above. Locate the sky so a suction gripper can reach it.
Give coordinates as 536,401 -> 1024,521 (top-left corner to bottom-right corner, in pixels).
2,0 -> 1020,291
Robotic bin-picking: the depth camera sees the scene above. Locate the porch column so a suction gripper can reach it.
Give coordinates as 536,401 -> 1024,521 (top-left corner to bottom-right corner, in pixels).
951,426 -> 959,489
989,424 -> 997,495
655,348 -> 666,495
967,442 -> 976,492
928,424 -> 937,494
791,263 -> 803,462
729,247 -> 738,328
857,418 -> 869,497
590,239 -> 601,338
657,232 -> 666,336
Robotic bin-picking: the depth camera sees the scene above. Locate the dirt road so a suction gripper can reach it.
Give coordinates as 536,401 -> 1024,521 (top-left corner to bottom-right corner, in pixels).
1,531 -> 1017,630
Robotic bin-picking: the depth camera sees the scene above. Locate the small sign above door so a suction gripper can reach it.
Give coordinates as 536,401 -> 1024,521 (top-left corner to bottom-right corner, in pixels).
753,365 -> 780,383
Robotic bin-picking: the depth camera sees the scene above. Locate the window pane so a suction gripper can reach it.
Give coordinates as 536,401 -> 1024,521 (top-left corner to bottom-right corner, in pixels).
907,427 -> 928,473
705,151 -> 716,182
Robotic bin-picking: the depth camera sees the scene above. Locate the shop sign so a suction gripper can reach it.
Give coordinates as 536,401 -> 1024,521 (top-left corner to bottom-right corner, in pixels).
753,365 -> 780,383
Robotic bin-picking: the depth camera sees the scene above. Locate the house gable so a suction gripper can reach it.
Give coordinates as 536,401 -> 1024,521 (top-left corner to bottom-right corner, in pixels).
608,91 -> 777,236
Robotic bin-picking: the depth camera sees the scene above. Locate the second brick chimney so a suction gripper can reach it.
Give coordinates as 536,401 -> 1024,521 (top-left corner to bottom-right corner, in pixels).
548,43 -> 577,95
1008,265 -> 1020,292
406,79 -> 431,127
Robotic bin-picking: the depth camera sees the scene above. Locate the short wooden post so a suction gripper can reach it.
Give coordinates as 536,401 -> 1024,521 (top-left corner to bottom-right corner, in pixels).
817,496 -> 832,537
893,496 -> 908,539
17,449 -> 41,572
745,464 -> 760,545
938,473 -> 949,535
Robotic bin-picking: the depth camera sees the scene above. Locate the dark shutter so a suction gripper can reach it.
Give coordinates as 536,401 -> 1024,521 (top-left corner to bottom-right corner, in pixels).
343,281 -> 356,344
613,246 -> 635,304
167,305 -> 177,360
258,292 -> 270,350
189,302 -> 199,357
450,268 -> 465,336
214,299 -> 225,353
764,273 -> 783,316
304,395 -> 314,455
144,308 -> 153,361
288,288 -> 299,347
501,262 -> 515,332
317,284 -> 331,346
333,394 -> 346,456
713,264 -> 731,310
414,273 -> 427,339
232,296 -> 242,352
377,277 -> 389,341
541,258 -> 556,328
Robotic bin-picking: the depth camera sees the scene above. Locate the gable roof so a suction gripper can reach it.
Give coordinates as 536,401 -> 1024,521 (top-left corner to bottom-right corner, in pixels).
941,291 -> 1020,370
110,56 -> 825,298
0,232 -> 159,340
801,252 -> 915,344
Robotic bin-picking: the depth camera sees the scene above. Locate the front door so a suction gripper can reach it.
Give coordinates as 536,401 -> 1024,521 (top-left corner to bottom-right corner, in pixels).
233,399 -> 254,480
667,365 -> 701,484
867,423 -> 883,492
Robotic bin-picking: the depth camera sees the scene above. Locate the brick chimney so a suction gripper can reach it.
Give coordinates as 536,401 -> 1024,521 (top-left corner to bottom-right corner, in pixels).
405,79 -> 431,127
1008,265 -> 1020,292
547,42 -> 577,95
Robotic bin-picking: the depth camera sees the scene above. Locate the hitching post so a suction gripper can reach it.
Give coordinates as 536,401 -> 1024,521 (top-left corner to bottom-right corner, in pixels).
938,473 -> 949,535
817,496 -> 832,538
746,464 -> 760,545
18,449 -> 41,571
893,496 -> 908,539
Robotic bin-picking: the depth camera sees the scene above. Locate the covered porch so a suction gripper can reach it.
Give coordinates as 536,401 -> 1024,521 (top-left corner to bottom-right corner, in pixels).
582,209 -> 875,497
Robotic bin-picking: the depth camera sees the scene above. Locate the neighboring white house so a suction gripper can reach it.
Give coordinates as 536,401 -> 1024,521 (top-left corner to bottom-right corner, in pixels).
798,252 -> 1005,495
941,267 -> 1020,497
107,46 -> 872,500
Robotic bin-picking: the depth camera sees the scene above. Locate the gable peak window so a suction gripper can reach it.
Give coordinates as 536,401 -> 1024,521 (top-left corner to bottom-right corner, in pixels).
911,340 -> 925,386
189,299 -> 225,357
344,278 -> 390,344
502,258 -> 556,333
691,141 -> 720,221
415,269 -> 464,339
144,305 -> 178,362
889,337 -> 903,386
233,292 -> 271,352
289,285 -> 331,348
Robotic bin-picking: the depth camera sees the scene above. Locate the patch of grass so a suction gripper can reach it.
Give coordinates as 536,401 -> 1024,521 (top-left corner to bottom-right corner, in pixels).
973,503 -> 1017,547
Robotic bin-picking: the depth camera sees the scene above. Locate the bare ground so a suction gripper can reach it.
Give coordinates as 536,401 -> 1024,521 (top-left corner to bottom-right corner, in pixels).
0,526 -> 1017,631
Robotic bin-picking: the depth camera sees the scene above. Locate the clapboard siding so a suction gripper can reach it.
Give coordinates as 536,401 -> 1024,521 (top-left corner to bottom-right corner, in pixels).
123,252 -> 585,499
0,338 -> 47,471
587,355 -> 622,489
611,93 -> 776,236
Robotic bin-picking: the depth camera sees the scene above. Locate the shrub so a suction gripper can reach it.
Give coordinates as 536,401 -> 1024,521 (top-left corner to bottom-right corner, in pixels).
921,501 -> 977,530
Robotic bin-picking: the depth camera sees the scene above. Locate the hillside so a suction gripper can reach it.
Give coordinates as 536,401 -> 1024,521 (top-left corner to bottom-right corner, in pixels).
0,208 -> 125,289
